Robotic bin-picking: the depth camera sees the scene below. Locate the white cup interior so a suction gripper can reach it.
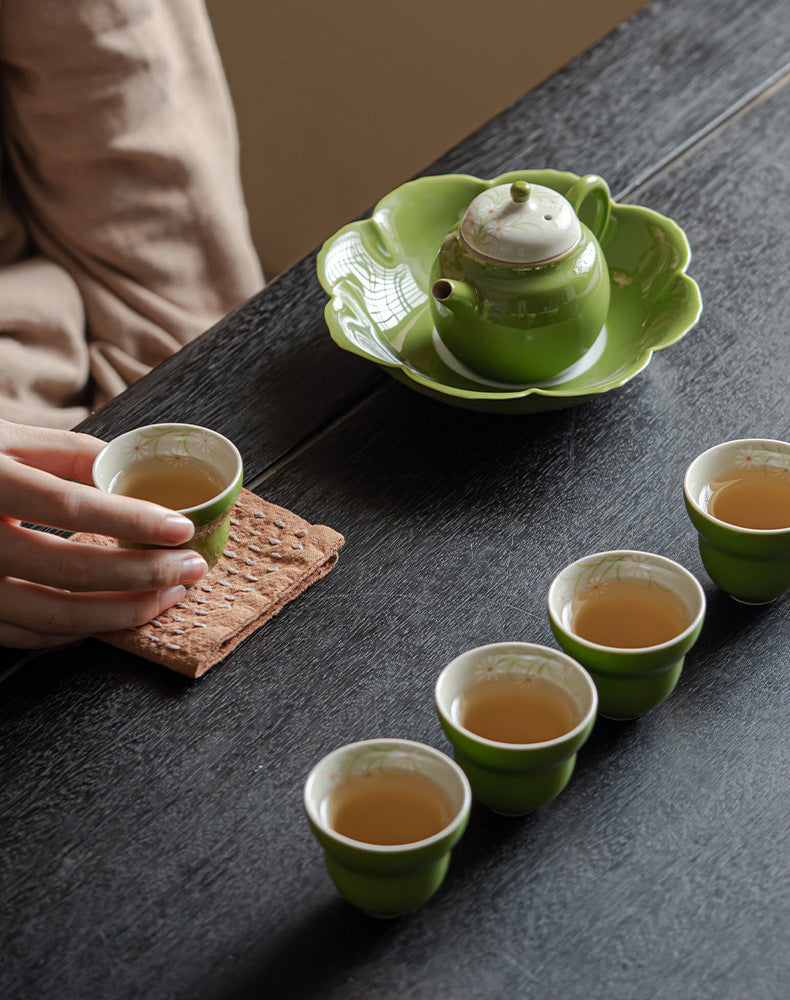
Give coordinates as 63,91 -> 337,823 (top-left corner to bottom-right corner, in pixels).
435,642 -> 597,749
303,739 -> 471,853
547,550 -> 706,651
92,423 -> 242,512
684,438 -> 790,532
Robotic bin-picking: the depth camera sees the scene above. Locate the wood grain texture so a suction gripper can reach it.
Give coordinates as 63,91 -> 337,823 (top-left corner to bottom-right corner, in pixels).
75,254 -> 386,479
2,2 -> 790,999
429,0 -> 790,201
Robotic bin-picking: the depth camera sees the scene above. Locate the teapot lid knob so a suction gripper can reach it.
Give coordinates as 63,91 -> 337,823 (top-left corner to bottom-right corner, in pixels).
510,181 -> 530,203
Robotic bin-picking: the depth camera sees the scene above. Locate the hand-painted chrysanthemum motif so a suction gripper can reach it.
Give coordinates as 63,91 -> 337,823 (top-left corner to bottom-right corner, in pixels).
734,443 -> 790,473
161,450 -> 192,467
120,426 -> 190,464
470,649 -> 570,687
188,431 -> 224,461
460,183 -> 575,262
119,436 -> 149,465
559,553 -> 671,605
118,426 -> 229,466
336,745 -> 423,781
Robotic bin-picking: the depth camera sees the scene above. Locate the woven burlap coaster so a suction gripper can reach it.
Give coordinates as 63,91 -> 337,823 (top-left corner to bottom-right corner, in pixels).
73,488 -> 344,678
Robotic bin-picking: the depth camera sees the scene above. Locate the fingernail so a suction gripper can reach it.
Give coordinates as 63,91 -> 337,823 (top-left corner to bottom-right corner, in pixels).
178,554 -> 209,584
159,585 -> 187,607
162,514 -> 195,544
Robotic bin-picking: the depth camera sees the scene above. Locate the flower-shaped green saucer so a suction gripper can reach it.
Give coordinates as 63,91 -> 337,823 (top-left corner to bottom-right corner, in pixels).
317,170 -> 702,413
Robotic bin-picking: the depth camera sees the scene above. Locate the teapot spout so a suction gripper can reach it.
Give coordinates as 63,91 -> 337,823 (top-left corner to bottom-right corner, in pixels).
431,278 -> 478,320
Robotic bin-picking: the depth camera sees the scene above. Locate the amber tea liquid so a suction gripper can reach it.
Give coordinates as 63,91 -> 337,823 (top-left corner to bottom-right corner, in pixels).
707,462 -> 790,529
458,674 -> 580,744
572,576 -> 690,648
109,455 -> 225,510
329,769 -> 454,845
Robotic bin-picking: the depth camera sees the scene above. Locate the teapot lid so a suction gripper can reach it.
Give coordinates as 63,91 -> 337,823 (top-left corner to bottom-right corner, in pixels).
459,181 -> 581,265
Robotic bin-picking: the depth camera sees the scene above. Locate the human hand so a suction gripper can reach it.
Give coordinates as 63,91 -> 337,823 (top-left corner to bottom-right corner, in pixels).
0,420 -> 209,648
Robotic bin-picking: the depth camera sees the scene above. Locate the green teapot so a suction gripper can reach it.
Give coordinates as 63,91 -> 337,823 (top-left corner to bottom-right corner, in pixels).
429,175 -> 611,383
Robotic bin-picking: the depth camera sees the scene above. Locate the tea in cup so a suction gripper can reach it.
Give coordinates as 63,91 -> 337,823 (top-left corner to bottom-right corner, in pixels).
548,551 -> 706,720
684,439 -> 790,604
303,739 -> 471,917
92,423 -> 243,568
435,643 -> 597,815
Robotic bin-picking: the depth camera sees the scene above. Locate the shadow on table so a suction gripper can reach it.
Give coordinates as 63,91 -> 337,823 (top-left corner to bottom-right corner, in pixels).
684,586 -> 780,673
293,383 -> 628,520
224,808 -> 532,1000
0,636 -> 195,703
224,898 -> 393,1000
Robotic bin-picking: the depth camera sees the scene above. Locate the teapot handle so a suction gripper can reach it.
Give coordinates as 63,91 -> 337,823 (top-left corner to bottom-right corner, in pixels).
565,174 -> 611,241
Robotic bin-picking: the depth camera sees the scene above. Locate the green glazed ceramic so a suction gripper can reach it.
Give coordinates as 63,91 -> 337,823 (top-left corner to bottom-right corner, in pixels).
684,439 -> 790,604
92,423 -> 243,568
430,175 -> 610,382
547,551 -> 706,720
435,643 -> 597,815
303,739 -> 471,918
317,169 -> 702,413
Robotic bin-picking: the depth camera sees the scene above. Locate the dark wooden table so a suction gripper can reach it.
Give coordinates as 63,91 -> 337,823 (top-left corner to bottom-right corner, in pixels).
2,1 -> 789,997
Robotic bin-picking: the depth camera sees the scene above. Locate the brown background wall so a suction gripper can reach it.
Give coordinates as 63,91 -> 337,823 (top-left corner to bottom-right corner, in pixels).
205,0 -> 648,278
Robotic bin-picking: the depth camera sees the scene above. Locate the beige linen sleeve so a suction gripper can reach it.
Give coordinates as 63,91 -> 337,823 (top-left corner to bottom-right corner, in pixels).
0,144 -> 92,428
0,0 -> 263,417
0,255 -> 91,428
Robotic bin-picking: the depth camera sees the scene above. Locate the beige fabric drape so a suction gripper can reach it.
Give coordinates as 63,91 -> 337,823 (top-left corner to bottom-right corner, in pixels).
0,0 -> 263,429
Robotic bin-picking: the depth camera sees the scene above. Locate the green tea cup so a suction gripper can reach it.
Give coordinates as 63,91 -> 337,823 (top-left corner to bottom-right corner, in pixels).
92,423 -> 243,568
548,551 -> 706,720
435,643 -> 598,815
684,439 -> 790,604
303,739 -> 471,918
